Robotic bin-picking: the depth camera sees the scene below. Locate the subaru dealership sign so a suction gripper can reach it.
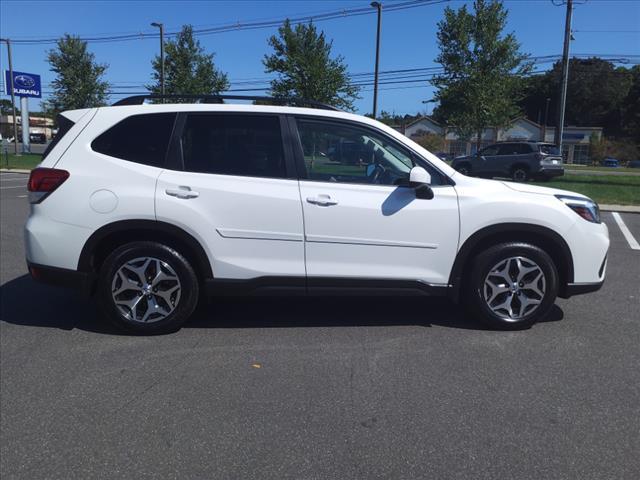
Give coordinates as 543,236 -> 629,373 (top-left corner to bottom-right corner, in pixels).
4,70 -> 41,98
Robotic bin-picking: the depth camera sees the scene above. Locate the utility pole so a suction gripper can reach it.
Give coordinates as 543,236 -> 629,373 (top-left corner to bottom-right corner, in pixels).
1,38 -> 20,155
370,2 -> 382,119
151,22 -> 165,100
543,97 -> 550,141
555,0 -> 573,148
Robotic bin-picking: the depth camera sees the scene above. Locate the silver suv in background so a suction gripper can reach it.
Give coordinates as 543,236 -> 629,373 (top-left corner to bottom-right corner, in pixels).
451,142 -> 564,182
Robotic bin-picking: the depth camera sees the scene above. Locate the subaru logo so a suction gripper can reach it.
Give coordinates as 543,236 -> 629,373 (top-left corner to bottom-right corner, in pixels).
15,75 -> 35,88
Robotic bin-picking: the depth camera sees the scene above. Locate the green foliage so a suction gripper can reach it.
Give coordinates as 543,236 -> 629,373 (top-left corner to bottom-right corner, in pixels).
0,99 -> 18,116
46,35 -> 110,114
432,0 -> 531,146
412,132 -> 444,152
263,20 -> 359,111
590,134 -> 639,165
148,25 -> 229,101
519,58 -> 635,138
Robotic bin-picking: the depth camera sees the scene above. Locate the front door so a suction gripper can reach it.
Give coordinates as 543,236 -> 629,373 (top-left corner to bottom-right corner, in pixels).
292,117 -> 460,286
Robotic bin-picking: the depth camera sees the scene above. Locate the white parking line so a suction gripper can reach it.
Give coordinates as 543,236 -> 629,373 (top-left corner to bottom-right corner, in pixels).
611,212 -> 640,250
0,185 -> 26,190
0,178 -> 27,182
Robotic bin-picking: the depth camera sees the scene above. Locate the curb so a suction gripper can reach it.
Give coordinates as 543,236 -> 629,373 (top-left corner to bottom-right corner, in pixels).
0,169 -> 30,174
599,205 -> 640,213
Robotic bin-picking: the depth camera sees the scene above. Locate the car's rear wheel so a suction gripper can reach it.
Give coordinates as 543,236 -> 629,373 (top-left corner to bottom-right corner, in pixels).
511,166 -> 529,182
97,241 -> 199,334
464,242 -> 558,330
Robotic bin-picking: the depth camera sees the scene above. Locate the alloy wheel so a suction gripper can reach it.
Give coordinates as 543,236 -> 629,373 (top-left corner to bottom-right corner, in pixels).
111,256 -> 181,323
482,256 -> 546,320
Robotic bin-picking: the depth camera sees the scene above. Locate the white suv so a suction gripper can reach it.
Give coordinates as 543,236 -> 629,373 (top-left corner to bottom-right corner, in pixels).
25,96 -> 609,333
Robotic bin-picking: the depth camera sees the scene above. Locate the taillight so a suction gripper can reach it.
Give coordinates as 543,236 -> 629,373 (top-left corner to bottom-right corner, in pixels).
27,168 -> 70,204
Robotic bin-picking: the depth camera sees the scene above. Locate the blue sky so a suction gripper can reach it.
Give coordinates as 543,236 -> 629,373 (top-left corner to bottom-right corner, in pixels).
1,0 -> 639,114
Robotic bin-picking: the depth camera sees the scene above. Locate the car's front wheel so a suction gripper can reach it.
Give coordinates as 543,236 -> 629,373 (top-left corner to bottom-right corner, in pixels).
455,163 -> 472,176
97,241 -> 200,334
464,242 -> 558,330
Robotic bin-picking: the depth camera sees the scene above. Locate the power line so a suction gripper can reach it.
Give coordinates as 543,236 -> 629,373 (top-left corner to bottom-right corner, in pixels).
8,0 -> 450,45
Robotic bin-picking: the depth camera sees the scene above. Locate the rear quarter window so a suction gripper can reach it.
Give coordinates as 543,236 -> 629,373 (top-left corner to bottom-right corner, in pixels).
41,114 -> 75,161
91,113 -> 176,167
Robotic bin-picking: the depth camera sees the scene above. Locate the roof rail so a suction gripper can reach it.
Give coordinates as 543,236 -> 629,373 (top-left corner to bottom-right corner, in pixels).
111,94 -> 341,111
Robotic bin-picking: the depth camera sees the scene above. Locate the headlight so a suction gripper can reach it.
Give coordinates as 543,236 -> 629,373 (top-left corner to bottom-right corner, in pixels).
556,195 -> 601,223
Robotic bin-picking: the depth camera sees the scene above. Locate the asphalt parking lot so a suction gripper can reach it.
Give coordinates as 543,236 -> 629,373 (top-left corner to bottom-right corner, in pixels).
1,171 -> 639,479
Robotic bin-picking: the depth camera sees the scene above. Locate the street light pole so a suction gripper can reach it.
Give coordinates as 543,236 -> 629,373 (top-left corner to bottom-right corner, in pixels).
370,2 -> 382,119
555,0 -> 573,148
151,22 -> 165,100
0,38 -> 20,155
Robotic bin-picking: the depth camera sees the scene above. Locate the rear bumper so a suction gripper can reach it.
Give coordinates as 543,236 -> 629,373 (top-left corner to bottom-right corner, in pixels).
27,261 -> 94,296
560,280 -> 604,298
538,167 -> 564,178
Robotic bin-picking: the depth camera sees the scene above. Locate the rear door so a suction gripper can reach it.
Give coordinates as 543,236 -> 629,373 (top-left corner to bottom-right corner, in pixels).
155,113 -> 305,281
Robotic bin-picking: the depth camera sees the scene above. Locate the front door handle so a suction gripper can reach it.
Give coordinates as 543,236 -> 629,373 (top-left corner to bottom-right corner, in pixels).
306,194 -> 338,206
165,186 -> 199,199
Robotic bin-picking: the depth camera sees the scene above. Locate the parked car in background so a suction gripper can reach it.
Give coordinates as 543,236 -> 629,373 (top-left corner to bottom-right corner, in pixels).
628,160 -> 640,169
451,142 -> 564,182
435,151 -> 453,162
601,158 -> 620,168
29,133 -> 47,144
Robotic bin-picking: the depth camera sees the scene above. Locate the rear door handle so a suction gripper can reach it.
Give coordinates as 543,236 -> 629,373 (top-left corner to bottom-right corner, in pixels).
165,186 -> 199,199
306,194 -> 338,206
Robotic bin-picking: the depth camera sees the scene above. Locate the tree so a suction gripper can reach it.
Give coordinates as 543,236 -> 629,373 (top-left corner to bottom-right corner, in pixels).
0,99 -> 18,116
263,20 -> 359,110
413,132 -> 444,152
148,25 -> 229,100
46,34 -> 110,114
621,65 -> 640,142
518,58 -> 633,137
432,0 -> 531,150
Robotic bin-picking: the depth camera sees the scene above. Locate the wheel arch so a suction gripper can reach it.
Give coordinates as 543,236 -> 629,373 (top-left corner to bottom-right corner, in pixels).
448,223 -> 574,302
78,220 -> 213,283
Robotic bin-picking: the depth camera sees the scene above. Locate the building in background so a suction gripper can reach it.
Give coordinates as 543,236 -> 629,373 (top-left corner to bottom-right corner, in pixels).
402,116 -> 603,164
0,115 -> 54,141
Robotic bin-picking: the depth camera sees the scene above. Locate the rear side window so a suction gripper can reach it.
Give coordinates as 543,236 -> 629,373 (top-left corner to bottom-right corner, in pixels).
91,113 -> 176,167
42,114 -> 75,161
180,114 -> 286,178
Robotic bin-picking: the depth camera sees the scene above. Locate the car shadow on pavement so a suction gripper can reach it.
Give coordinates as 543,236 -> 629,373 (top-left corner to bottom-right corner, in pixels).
0,274 -> 564,335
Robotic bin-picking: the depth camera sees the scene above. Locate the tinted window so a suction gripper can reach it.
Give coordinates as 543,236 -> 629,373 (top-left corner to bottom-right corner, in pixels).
497,144 -> 530,155
181,114 -> 286,178
92,113 -> 176,167
42,114 -> 75,161
480,145 -> 499,156
296,119 -> 445,186
539,144 -> 560,155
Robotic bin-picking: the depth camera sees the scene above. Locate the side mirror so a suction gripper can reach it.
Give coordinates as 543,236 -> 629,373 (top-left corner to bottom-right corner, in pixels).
409,166 -> 431,186
409,166 -> 434,200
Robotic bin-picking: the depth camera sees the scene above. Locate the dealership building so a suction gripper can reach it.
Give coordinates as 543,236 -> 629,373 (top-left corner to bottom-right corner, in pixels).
0,114 -> 54,141
402,116 -> 603,164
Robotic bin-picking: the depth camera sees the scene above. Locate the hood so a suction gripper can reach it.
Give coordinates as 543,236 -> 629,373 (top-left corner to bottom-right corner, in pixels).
501,180 -> 589,200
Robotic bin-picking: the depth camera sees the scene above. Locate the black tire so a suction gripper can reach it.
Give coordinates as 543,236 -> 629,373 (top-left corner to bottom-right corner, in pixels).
511,166 -> 529,182
456,163 -> 472,176
463,242 -> 558,330
97,241 -> 200,334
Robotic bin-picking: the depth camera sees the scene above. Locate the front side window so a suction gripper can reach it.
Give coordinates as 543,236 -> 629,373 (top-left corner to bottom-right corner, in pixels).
181,114 -> 286,178
480,145 -> 499,156
91,113 -> 176,167
296,119 -> 420,186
